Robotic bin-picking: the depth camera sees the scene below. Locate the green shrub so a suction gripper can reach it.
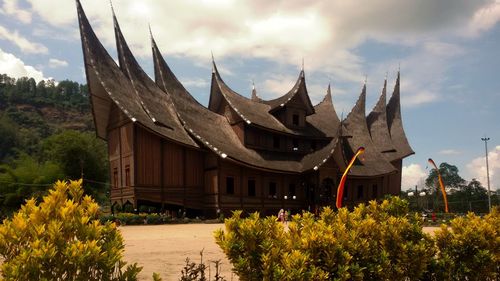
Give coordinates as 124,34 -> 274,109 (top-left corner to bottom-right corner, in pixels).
0,180 -> 141,280
215,197 -> 435,281
427,207 -> 499,281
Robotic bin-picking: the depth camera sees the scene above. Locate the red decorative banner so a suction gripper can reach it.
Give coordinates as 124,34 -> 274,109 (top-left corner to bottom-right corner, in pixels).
336,147 -> 365,209
428,158 -> 449,213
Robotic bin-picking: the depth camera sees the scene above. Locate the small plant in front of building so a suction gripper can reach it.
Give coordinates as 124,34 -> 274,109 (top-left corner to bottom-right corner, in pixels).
0,180 -> 142,280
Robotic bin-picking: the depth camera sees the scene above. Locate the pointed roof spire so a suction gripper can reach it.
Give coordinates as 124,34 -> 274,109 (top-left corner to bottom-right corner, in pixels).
148,23 -> 153,42
366,78 -> 395,154
251,80 -> 260,101
386,71 -> 414,159
211,51 -> 216,73
323,83 -> 332,103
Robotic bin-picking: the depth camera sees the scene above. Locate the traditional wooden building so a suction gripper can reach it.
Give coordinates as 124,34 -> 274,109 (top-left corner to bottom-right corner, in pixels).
76,1 -> 414,216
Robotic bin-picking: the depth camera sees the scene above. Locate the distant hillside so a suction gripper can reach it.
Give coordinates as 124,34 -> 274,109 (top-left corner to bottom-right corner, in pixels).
0,74 -> 94,157
0,74 -> 110,215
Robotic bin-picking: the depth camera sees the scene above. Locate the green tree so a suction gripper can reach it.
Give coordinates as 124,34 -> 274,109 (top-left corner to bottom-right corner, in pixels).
425,162 -> 466,192
0,115 -> 18,161
41,130 -> 108,198
0,153 -> 64,215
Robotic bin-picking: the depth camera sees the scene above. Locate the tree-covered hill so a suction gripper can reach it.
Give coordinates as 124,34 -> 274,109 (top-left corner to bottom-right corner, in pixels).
0,74 -> 108,216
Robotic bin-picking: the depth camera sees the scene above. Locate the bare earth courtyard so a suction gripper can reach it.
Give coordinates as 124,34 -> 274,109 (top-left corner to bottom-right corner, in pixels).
120,223 -> 236,281
120,223 -> 440,281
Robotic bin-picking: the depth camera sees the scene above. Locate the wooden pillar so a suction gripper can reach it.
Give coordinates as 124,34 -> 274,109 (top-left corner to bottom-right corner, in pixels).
261,173 -> 265,212
217,158 -> 221,213
118,127 -> 123,199
183,147 -> 187,212
160,141 -> 165,212
240,166 -> 244,210
133,124 -> 138,210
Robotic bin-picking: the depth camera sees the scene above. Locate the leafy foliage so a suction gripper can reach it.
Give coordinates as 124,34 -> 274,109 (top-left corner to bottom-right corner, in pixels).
425,162 -> 466,192
418,162 -> 492,213
427,207 -> 500,281
216,198 -> 500,281
0,74 -> 105,215
0,153 -> 64,215
0,180 -> 142,280
215,197 -> 435,281
41,130 -> 108,195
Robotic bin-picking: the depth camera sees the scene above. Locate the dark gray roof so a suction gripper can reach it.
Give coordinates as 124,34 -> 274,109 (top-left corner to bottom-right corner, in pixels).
76,0 -> 197,148
306,84 -> 341,138
263,70 -> 315,115
342,84 -> 397,176
209,62 -> 326,137
386,72 -> 415,160
366,79 -> 397,155
152,34 -> 339,172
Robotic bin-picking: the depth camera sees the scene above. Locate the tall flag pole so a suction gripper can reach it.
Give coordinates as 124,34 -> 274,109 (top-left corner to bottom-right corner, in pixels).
428,158 -> 449,213
336,147 -> 365,209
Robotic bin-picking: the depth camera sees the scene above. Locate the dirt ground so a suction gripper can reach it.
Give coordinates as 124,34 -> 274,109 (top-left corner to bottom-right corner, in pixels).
120,223 -> 236,281
120,224 -> 441,281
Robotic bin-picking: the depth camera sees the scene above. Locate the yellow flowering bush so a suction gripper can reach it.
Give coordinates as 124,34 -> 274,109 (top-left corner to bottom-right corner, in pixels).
428,207 -> 499,281
0,180 -> 141,280
215,197 -> 435,281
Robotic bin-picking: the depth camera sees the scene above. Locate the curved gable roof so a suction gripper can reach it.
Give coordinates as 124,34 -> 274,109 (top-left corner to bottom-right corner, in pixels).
306,84 -> 341,138
342,84 -> 396,176
112,10 -> 197,147
264,70 -> 315,115
208,61 -> 325,137
76,0 -> 195,147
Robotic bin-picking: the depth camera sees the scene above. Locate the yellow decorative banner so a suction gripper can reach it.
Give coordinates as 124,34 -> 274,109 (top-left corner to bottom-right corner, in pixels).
336,147 -> 365,209
428,158 -> 449,213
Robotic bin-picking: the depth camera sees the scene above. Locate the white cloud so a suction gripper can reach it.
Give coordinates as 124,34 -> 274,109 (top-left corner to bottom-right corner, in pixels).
261,74 -> 298,99
0,48 -> 46,81
0,0 -> 32,24
467,0 -> 500,36
467,145 -> 500,191
25,0 -> 499,108
0,25 -> 48,54
439,149 -> 461,155
402,163 -> 428,190
48,58 -> 68,68
180,77 -> 208,88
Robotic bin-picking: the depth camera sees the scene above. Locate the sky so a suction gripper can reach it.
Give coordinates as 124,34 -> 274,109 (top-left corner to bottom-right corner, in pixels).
0,0 -> 499,192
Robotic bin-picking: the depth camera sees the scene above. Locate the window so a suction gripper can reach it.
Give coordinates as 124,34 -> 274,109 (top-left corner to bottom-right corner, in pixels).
248,179 -> 256,197
273,136 -> 280,149
269,182 -> 277,198
226,177 -> 235,195
292,114 -> 299,126
372,184 -> 378,199
289,184 -> 296,196
357,185 -> 364,199
292,139 -> 299,151
113,168 -> 118,188
125,165 -> 130,187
